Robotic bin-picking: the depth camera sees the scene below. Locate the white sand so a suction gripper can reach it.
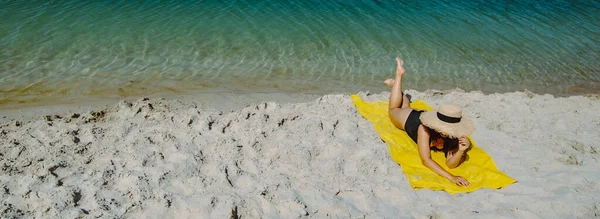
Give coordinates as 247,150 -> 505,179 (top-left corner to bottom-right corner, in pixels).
1,90 -> 599,218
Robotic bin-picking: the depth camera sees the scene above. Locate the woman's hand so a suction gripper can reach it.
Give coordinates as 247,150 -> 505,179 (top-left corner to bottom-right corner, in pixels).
458,136 -> 471,152
450,176 -> 470,187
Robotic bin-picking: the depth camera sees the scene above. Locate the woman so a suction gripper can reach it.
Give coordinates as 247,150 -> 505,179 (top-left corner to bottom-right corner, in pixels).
384,58 -> 474,187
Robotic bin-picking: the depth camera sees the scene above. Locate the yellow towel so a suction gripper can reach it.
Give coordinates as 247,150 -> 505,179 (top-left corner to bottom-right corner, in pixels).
352,95 -> 516,194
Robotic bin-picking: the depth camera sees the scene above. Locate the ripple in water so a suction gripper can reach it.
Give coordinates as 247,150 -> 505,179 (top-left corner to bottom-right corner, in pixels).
1,0 -> 599,105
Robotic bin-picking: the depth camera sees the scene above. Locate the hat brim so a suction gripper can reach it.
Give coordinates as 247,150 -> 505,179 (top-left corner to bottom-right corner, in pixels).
420,110 -> 474,138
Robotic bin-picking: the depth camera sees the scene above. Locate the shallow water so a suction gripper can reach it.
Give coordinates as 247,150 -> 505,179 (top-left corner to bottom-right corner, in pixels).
1,0 -> 599,105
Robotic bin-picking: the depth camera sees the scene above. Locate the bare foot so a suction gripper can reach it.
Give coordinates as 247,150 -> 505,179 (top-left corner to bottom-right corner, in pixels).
396,57 -> 405,78
383,78 -> 394,88
384,58 -> 405,88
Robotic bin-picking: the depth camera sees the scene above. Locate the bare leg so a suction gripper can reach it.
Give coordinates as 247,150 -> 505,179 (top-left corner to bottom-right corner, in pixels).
383,78 -> 410,108
388,57 -> 405,111
387,58 -> 413,130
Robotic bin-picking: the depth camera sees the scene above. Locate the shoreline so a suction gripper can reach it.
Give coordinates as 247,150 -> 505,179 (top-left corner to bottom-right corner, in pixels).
0,90 -> 323,124
2,85 -> 599,123
2,75 -> 600,114
1,89 -> 599,218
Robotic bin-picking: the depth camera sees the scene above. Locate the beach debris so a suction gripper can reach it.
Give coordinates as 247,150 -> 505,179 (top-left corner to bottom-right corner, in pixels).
222,120 -> 232,134
571,141 -> 586,153
85,110 -> 107,123
48,162 -> 67,178
208,118 -> 215,130
44,115 -> 62,122
225,167 -> 234,187
163,194 -> 172,208
565,155 -> 582,166
432,91 -> 445,96
1,203 -> 25,218
231,206 -> 240,219
278,118 -> 286,127
72,191 -> 81,207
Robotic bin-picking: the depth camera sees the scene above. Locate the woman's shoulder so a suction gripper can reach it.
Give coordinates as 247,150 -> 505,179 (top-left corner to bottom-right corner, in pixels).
417,124 -> 431,136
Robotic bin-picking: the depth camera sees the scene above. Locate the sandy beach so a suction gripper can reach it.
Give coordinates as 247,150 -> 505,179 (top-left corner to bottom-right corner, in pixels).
1,89 -> 599,218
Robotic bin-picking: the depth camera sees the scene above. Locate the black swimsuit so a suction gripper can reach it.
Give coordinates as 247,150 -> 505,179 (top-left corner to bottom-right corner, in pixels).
404,110 -> 449,156
404,110 -> 423,143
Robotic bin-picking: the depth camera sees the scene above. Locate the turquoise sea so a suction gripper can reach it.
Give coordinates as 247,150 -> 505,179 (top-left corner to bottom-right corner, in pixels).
1,0 -> 599,105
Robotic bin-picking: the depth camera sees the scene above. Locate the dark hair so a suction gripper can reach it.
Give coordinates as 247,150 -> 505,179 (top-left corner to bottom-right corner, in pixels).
428,128 -> 459,155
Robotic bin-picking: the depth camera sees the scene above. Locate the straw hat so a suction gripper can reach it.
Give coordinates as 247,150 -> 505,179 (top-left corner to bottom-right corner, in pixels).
420,104 -> 474,138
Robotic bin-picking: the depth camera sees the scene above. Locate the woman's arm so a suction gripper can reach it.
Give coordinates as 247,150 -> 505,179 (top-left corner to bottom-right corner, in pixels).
446,136 -> 471,168
445,150 -> 465,169
416,125 -> 454,179
417,126 -> 470,187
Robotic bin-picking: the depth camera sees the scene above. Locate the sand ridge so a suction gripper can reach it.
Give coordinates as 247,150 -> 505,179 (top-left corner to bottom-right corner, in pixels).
1,90 -> 599,218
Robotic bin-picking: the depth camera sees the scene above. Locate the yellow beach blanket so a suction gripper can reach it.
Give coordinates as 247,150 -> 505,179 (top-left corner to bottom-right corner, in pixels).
352,95 -> 516,194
